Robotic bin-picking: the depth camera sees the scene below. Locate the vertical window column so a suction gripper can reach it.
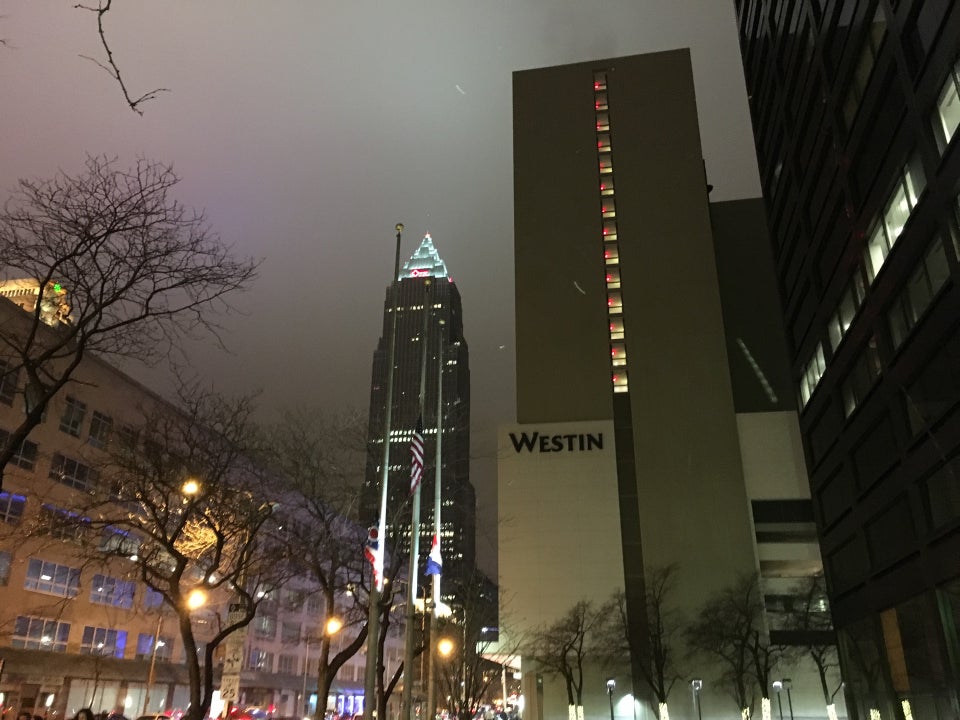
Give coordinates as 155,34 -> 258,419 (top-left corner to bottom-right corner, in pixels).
594,70 -> 629,394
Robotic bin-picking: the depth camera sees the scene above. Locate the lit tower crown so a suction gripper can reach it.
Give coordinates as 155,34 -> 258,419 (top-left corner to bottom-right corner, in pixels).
400,234 -> 449,280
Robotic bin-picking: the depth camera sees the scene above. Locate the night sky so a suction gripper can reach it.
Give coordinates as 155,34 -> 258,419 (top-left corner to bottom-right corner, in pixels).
0,2 -> 761,571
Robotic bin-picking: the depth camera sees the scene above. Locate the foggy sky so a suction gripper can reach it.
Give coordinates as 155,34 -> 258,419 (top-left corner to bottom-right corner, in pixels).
0,1 -> 761,572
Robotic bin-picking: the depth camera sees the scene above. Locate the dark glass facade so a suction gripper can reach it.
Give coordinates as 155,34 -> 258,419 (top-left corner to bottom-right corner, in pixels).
736,1 -> 960,716
360,237 -> 475,600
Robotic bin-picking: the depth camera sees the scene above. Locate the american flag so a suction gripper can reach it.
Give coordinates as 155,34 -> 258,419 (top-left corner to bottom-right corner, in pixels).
364,526 -> 382,588
409,416 -> 425,493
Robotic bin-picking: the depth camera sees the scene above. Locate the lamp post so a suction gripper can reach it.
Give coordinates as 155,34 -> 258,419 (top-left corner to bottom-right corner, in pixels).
143,615 -> 165,715
605,679 -> 615,720
772,681 -> 784,720
691,679 -> 703,720
782,679 -> 794,720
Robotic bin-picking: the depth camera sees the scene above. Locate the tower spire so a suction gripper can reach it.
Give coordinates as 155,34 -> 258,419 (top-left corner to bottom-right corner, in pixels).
399,233 -> 449,280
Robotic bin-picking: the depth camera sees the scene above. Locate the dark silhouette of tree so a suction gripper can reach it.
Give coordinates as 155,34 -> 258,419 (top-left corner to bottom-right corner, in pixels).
526,600 -> 604,720
785,574 -> 842,715
260,409 -> 373,719
686,573 -> 764,718
598,565 -> 685,720
0,155 -> 258,492
31,383 -> 286,720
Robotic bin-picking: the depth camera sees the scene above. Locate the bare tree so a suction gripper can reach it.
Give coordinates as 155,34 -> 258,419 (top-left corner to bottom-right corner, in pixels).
598,565 -> 685,720
526,600 -> 605,720
786,574 -> 842,718
34,383 -> 287,720
0,155 -> 258,492
260,408 -> 373,718
433,571 -> 510,720
685,574 -> 759,718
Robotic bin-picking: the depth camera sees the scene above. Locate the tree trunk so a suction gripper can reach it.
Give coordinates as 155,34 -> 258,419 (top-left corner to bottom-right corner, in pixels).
566,705 -> 576,720
657,702 -> 670,720
761,696 -> 771,720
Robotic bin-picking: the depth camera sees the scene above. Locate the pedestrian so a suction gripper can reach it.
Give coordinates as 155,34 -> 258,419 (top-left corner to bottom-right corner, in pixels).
16,710 -> 31,720
73,710 -> 95,720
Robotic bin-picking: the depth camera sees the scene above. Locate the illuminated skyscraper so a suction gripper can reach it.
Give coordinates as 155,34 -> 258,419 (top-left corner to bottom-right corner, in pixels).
361,234 -> 475,599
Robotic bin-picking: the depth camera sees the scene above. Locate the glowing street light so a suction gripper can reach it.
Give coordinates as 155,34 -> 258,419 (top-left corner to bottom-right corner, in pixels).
437,637 -> 455,657
605,679 -> 616,720
181,478 -> 201,496
186,588 -> 207,610
325,617 -> 343,636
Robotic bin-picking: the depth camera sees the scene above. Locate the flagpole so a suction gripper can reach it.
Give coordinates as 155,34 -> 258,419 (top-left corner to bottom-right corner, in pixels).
363,223 -> 404,720
402,279 -> 432,720
426,318 -> 445,720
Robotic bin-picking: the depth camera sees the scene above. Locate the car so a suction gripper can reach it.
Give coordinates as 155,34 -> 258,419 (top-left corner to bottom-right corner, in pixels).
136,715 -> 171,720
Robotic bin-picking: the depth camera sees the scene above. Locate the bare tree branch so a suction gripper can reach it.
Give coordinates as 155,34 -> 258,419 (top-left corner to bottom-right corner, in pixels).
75,0 -> 169,114
0,155 -> 259,491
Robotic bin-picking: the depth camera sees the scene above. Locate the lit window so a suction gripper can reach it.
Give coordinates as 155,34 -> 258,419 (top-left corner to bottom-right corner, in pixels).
602,220 -> 618,240
601,199 -> 616,218
600,177 -> 614,195
90,573 -> 135,609
247,647 -> 274,671
24,558 -> 80,597
864,154 -> 926,283
827,272 -> 866,351
604,246 -> 620,265
607,292 -> 623,313
611,344 -> 627,366
39,504 -> 89,543
934,58 -> 960,150
605,269 -> 621,289
59,396 -> 86,437
599,157 -> 613,174
612,371 -> 629,393
596,113 -> 610,132
609,319 -> 625,340
81,626 -> 127,658
595,92 -> 608,111
13,616 -> 70,652
597,134 -> 611,152
593,71 -> 607,91
136,632 -> 173,660
799,342 -> 826,407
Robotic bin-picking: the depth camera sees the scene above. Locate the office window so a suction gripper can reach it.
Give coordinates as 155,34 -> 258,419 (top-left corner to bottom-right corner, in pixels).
0,549 -> 11,585
13,616 -> 70,651
136,632 -> 173,660
0,428 -> 39,472
24,558 -> 80,597
90,573 -> 135,609
59,396 -> 87,436
841,337 -> 882,417
49,453 -> 98,492
827,271 -> 867,350
0,492 -> 26,524
934,58 -> 960,150
799,342 -> 826,407
39,504 -> 88,543
864,155 -> 926,282
306,594 -> 323,614
278,654 -> 298,675
81,626 -> 127,658
87,411 -> 113,449
0,359 -> 18,405
888,237 -> 951,349
842,9 -> 887,129
246,647 -> 274,671
144,586 -> 164,609
253,614 -> 276,639
281,621 -> 301,644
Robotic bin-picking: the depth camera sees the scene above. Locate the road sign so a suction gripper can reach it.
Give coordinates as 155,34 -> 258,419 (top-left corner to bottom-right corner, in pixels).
220,675 -> 240,703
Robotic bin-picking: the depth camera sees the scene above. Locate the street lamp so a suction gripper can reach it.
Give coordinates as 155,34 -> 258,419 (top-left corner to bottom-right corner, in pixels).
186,588 -> 208,610
772,681 -> 784,720
143,615 -> 165,715
691,679 -> 703,720
437,637 -> 455,657
605,678 -> 615,720
181,478 -> 201,496
782,679 -> 794,720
